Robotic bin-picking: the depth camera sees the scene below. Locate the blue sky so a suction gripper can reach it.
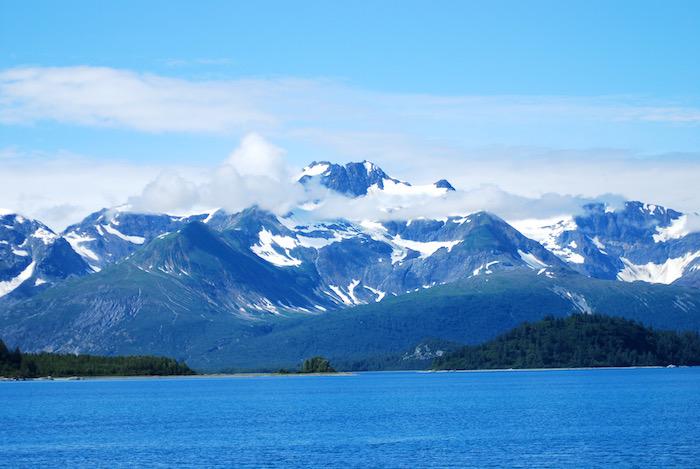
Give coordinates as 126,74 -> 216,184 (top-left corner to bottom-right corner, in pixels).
1,1 -> 699,227
4,1 -> 700,95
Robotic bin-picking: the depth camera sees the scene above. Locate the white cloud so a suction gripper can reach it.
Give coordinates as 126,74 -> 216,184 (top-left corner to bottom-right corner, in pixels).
308,183 -> 625,224
1,66 -> 700,229
0,66 -> 275,133
224,133 -> 287,181
129,171 -> 200,214
128,133 -> 308,217
392,147 -> 700,215
2,66 -> 699,137
0,149 -> 168,230
2,137 -> 699,237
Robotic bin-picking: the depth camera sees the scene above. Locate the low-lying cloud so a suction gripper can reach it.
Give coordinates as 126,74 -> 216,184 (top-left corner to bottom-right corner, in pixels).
128,134 -> 309,216
127,134 -> 630,226
2,134 -> 698,234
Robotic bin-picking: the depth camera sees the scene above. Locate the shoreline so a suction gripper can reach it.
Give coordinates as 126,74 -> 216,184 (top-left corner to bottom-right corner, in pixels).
1,365 -> 687,382
424,364 -> 682,373
0,371 -> 356,381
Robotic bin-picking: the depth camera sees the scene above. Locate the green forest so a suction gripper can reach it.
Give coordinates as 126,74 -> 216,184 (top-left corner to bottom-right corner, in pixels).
0,339 -> 194,378
434,314 -> 700,370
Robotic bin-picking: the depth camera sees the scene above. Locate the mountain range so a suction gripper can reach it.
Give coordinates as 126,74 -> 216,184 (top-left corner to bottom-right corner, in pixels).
1,160 -> 699,370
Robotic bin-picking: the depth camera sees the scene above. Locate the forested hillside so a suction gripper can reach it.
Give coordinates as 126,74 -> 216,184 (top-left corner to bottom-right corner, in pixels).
434,315 -> 700,370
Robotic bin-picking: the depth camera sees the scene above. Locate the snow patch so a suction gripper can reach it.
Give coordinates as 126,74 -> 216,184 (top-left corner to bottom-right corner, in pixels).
553,287 -> 593,314
32,227 -> 57,245
298,163 -> 330,179
347,279 -> 361,304
250,229 -> 302,267
0,261 -> 35,298
296,233 -> 345,249
391,236 -> 461,259
591,236 -> 606,251
451,216 -> 471,225
511,216 -> 584,264
329,285 -> 353,305
371,178 -> 449,197
473,261 -> 499,276
364,285 -> 386,302
617,251 -> 700,284
64,233 -> 100,262
203,209 -> 219,224
517,250 -> 549,270
102,224 -> 146,244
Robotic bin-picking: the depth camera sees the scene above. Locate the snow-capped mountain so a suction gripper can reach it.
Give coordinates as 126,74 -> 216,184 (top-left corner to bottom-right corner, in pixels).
0,212 -> 90,300
4,160 -> 700,303
61,208 -> 210,270
86,205 -> 572,315
298,160 -> 455,197
222,207 -> 571,308
2,160 -> 700,367
5,160 -> 700,306
512,202 -> 700,286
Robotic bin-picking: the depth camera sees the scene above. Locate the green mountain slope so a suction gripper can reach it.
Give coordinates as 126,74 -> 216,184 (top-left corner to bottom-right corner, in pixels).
0,222 -> 333,362
2,264 -> 700,371
195,271 -> 700,371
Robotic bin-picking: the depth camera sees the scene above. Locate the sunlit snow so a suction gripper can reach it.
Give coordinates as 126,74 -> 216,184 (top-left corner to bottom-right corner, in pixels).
102,224 -> 146,244
0,261 -> 35,298
617,251 -> 700,284
64,233 -> 100,261
250,229 -> 302,267
517,249 -> 549,270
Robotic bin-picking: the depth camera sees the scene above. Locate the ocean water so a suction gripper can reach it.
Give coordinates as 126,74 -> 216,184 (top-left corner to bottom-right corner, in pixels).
2,368 -> 700,468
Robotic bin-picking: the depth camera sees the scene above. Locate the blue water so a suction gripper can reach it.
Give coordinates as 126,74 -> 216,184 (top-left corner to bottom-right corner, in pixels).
2,368 -> 700,468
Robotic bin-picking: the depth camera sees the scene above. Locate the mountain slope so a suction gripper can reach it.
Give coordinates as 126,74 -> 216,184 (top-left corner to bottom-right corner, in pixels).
61,208 -> 210,269
4,267 -> 699,371
513,202 -> 700,285
198,270 -> 700,371
0,213 -> 90,300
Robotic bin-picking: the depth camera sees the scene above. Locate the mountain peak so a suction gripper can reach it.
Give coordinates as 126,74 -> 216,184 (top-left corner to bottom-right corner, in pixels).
298,160 -> 401,197
434,179 -> 455,191
298,160 -> 458,197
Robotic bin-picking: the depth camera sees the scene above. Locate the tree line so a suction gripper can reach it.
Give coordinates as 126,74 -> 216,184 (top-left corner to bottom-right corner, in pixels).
0,339 -> 194,378
433,314 -> 700,370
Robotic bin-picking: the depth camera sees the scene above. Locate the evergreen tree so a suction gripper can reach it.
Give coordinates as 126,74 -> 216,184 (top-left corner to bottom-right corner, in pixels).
301,356 -> 336,373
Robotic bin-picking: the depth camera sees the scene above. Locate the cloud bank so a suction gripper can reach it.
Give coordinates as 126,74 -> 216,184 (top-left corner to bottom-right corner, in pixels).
1,134 -> 697,234
126,134 -> 629,226
1,66 -> 699,228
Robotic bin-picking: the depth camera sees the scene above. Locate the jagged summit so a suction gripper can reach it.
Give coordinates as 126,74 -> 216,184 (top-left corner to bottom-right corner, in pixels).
0,213 -> 90,299
298,160 -> 399,196
298,160 -> 456,197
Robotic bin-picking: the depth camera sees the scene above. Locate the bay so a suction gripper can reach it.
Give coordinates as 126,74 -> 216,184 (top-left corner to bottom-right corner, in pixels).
2,368 -> 700,467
